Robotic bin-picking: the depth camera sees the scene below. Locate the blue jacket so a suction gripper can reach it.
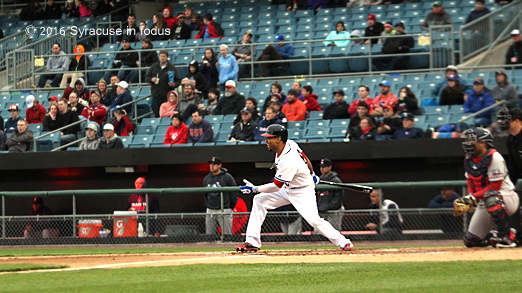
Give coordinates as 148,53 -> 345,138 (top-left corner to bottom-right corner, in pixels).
110,90 -> 133,114
276,44 -> 295,59
463,89 -> 495,118
188,118 -> 214,144
465,8 -> 490,24
428,193 -> 461,208
4,116 -> 21,133
392,127 -> 425,139
431,78 -> 472,99
254,118 -> 283,141
217,54 -> 238,84
199,58 -> 219,92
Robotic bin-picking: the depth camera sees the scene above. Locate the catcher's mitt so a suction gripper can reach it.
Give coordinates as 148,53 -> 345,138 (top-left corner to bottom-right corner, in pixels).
453,196 -> 476,217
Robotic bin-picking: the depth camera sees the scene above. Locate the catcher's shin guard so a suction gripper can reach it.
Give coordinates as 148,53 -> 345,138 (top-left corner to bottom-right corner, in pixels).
484,191 -> 512,238
463,232 -> 489,248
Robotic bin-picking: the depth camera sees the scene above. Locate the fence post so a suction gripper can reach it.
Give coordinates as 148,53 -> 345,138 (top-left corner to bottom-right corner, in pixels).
220,192 -> 225,242
72,194 -> 76,237
146,193 -> 149,236
2,195 -> 5,239
378,189 -> 383,237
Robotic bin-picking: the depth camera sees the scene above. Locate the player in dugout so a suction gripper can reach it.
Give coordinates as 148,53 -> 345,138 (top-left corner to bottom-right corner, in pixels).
236,124 -> 354,252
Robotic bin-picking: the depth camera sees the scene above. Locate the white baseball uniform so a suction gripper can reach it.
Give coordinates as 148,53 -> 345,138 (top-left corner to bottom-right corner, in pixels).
245,140 -> 352,248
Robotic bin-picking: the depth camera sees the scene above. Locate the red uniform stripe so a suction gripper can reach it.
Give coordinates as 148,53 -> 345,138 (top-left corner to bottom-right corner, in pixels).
274,179 -> 284,188
487,205 -> 502,213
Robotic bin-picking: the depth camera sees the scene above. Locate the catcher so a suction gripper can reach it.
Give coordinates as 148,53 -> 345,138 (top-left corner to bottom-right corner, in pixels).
455,128 -> 519,248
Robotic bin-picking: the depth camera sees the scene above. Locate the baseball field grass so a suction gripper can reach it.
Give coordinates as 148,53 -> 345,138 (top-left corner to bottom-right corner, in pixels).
0,263 -> 68,272
1,261 -> 522,292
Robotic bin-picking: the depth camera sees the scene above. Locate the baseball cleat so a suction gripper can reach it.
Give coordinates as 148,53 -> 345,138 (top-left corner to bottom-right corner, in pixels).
235,242 -> 259,252
341,242 -> 354,251
497,237 -> 517,248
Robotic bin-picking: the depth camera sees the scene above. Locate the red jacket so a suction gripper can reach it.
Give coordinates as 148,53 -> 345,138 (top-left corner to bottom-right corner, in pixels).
303,94 -> 322,111
26,104 -> 46,124
348,98 -> 375,117
114,115 -> 135,137
195,20 -> 224,39
81,103 -> 107,126
164,123 -> 188,145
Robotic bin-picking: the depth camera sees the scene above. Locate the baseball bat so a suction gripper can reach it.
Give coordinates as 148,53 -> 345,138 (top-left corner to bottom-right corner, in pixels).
319,181 -> 374,194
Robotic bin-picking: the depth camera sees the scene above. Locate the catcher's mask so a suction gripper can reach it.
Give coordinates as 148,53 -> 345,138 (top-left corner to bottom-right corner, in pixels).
497,107 -> 522,131
461,128 -> 494,154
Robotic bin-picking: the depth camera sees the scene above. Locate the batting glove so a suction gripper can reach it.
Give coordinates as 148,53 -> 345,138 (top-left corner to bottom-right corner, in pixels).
312,173 -> 320,185
239,185 -> 258,194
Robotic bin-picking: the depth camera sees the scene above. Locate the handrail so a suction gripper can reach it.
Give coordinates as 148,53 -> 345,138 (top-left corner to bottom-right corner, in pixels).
32,117 -> 87,152
456,99 -> 507,124
0,180 -> 468,197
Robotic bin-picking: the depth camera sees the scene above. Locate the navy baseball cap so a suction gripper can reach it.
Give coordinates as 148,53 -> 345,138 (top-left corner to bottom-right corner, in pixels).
114,105 -> 123,112
333,90 -> 345,96
275,34 -> 284,42
402,112 -> 415,120
380,80 -> 391,87
319,158 -> 332,167
208,157 -> 222,164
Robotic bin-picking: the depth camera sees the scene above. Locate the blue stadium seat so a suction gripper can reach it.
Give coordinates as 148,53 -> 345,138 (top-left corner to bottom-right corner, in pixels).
330,119 -> 350,127
134,125 -> 156,135
304,128 -> 327,139
328,46 -> 350,73
307,120 -> 329,128
424,105 -> 450,115
219,123 -> 234,133
140,117 -> 161,127
308,111 -> 324,120
348,45 -> 370,72
215,132 -> 230,142
317,79 -> 340,87
208,115 -> 224,124
425,114 -> 451,126
289,48 -> 309,75
156,125 -> 169,135
152,135 -> 166,144
132,135 -> 153,147
287,121 -> 306,129
448,105 -> 464,114
328,127 -> 347,139
222,115 -> 236,124
288,129 -> 303,140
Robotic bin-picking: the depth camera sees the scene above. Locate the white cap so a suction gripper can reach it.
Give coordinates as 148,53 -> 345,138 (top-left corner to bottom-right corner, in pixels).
446,65 -> 458,72
26,95 -> 35,107
225,80 -> 236,88
103,123 -> 114,131
511,29 -> 520,35
220,44 -> 228,49
116,81 -> 128,89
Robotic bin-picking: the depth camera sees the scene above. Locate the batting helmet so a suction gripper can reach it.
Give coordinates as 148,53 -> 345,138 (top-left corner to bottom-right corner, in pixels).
261,124 -> 288,142
497,107 -> 522,131
461,128 -> 494,154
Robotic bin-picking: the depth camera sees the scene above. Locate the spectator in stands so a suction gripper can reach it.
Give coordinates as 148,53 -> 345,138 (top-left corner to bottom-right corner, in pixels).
5,120 -> 33,152
184,60 -> 206,92
170,13 -> 191,40
109,81 -> 132,114
78,123 -> 100,150
147,13 -> 170,41
0,29 -> 3,40
233,30 -> 256,79
366,189 -> 403,235
347,101 -> 375,138
184,6 -> 194,26
109,0 -> 128,22
195,13 -> 224,39
162,6 -> 177,30
261,83 -> 286,113
160,90 -> 180,118
73,78 -> 91,103
206,88 -> 220,114
36,43 -> 69,88
112,105 -> 135,136
440,74 -> 465,106
135,21 -> 148,42
465,0 -> 490,24
421,1 -> 453,32
492,69 -> 518,108
282,89 -> 307,121
145,50 -> 181,117
348,85 -> 373,117
164,113 -> 188,145
64,0 -> 79,18
5,105 -> 21,134
364,14 -> 384,45
203,156 -> 238,235
62,87 -> 73,101
378,22 -> 395,44
365,0 -> 382,5
217,45 -> 239,92
505,29 -> 522,66
98,123 -> 123,149
0,116 -> 3,135
200,48 -> 219,96
373,22 -> 414,71
397,86 -> 421,115
286,0 -> 306,11
212,80 -> 245,115
392,112 -> 425,139
81,92 -> 107,128
21,0 -> 43,21
370,80 -> 398,117
57,99 -> 80,146
376,105 -> 403,136
228,107 -> 258,142
179,83 -> 204,120
116,14 -> 138,43
316,158 -> 345,231
127,38 -> 158,84
283,82 -> 304,104
431,65 -> 472,99
302,85 -> 322,112
308,0 -> 328,11
24,197 -> 54,239
42,104 -> 60,132
323,90 -> 350,120
92,0 -> 111,17
464,77 -> 495,126
25,96 -> 46,124
60,45 -> 90,88
233,97 -> 260,125
256,34 -> 294,77
43,0 -> 62,19
190,13 -> 204,31
254,106 -> 283,141
0,128 -> 5,150
269,99 -> 288,125
98,78 -> 114,107
103,37 -> 138,83
75,0 -> 92,17
188,109 -> 214,144
350,30 -> 364,45
48,96 -> 58,108
352,117 -> 377,141
68,93 -> 84,115
324,21 -> 351,47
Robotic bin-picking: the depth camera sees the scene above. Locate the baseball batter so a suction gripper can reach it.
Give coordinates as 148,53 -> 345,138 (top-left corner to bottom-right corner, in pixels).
236,124 -> 354,251
455,128 -> 519,248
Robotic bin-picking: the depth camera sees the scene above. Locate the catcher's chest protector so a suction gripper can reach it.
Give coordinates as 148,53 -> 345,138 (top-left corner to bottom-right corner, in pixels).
465,149 -> 496,192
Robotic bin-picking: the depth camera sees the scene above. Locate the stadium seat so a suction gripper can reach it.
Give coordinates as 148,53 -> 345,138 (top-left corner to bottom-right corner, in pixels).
330,119 -> 350,128
140,118 -> 161,127
308,111 -> 324,120
311,47 -> 331,74
132,135 -> 153,147
425,114 -> 451,126
287,121 -> 306,129
424,106 -> 450,115
348,45 -> 370,72
288,129 -> 303,140
328,127 -> 347,139
134,125 -> 156,135
289,48 -> 309,75
307,120 -> 330,128
304,128 -> 327,139
156,125 -> 169,136
329,46 -> 350,73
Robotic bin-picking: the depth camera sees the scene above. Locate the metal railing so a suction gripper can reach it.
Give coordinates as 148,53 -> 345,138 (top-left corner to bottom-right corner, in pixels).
33,116 -> 87,152
0,180 -> 470,245
459,0 -> 522,63
456,99 -> 507,125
